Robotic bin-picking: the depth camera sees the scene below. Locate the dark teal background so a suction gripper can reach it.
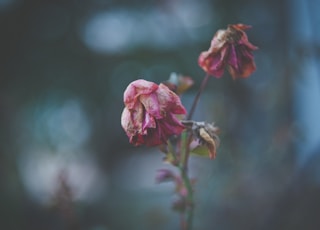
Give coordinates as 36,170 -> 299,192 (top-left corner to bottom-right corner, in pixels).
1,0 -> 320,229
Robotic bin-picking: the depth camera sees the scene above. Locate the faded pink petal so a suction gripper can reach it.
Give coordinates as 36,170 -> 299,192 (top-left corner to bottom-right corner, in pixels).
123,79 -> 158,109
238,33 -> 258,51
227,44 -> 240,73
158,84 -> 187,114
121,79 -> 186,146
121,107 -> 131,134
209,29 -> 228,52
198,51 -> 226,78
228,45 -> 257,79
160,112 -> 185,135
142,112 -> 156,131
140,93 -> 161,119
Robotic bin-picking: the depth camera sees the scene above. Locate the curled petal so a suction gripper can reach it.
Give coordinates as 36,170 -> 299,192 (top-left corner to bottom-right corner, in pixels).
159,113 -> 185,136
209,29 -> 228,52
158,84 -> 187,115
227,44 -> 239,72
238,34 -> 258,50
228,45 -> 257,79
140,93 -> 161,119
198,51 -> 226,78
121,107 -> 131,135
142,112 -> 156,131
123,79 -> 158,109
229,23 -> 252,31
121,107 -> 144,146
237,30 -> 258,51
199,128 -> 217,159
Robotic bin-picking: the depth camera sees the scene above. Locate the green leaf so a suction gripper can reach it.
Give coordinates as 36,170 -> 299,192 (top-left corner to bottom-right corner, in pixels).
190,145 -> 211,158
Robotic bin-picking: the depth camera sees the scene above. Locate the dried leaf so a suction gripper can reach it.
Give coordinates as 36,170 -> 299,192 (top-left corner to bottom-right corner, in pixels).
199,128 -> 217,159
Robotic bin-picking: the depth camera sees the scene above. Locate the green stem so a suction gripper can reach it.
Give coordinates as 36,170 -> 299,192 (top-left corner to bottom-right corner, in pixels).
180,161 -> 194,230
167,139 -> 178,165
186,203 -> 194,230
180,131 -> 188,169
179,131 -> 194,230
182,74 -> 210,170
178,74 -> 210,230
187,74 -> 210,120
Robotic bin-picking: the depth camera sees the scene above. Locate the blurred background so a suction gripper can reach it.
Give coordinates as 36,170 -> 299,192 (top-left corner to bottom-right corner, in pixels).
1,0 -> 320,229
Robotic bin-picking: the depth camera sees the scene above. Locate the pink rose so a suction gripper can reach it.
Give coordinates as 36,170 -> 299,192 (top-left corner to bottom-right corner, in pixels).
198,24 -> 258,79
121,79 -> 186,146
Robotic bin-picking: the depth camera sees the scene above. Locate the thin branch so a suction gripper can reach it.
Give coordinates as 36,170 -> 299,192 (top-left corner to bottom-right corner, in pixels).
187,74 -> 210,120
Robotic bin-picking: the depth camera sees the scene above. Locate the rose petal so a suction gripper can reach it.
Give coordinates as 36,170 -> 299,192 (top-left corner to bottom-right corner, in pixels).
198,51 -> 226,77
228,57 -> 256,78
140,93 -> 161,118
123,79 -> 158,109
158,84 -> 187,115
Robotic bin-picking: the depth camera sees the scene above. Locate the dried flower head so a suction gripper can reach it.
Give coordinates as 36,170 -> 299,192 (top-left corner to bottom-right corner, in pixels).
121,79 -> 186,146
198,23 -> 258,79
182,120 -> 220,159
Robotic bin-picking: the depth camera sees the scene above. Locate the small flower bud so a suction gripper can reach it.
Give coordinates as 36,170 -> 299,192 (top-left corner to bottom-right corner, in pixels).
182,120 -> 220,159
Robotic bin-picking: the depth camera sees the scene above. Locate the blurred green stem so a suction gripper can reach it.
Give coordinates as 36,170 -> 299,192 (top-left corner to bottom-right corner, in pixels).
182,172 -> 194,230
179,74 -> 210,230
187,74 -> 210,120
182,74 -> 210,170
179,131 -> 194,230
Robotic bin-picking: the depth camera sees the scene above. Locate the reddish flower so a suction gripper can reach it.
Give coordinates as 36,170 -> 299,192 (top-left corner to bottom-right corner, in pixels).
198,24 -> 258,79
121,79 -> 186,146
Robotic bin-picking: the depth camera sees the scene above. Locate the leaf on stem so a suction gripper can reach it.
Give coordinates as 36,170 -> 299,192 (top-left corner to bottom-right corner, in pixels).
190,145 -> 211,158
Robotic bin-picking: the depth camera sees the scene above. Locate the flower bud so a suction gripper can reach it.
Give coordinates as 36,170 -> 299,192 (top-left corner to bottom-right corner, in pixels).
182,120 -> 220,159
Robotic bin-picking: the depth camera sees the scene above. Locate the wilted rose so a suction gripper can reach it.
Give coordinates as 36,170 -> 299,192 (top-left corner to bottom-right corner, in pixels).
121,79 -> 186,146
198,24 -> 258,79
